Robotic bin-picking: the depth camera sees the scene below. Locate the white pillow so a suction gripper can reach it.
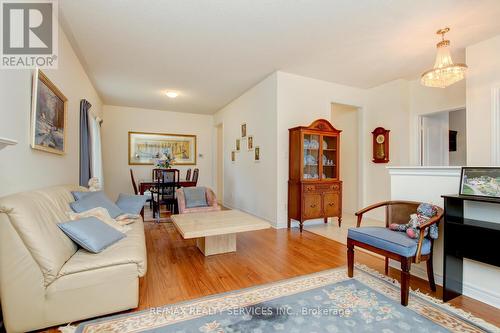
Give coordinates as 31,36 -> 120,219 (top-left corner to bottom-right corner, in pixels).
67,207 -> 131,233
115,213 -> 141,226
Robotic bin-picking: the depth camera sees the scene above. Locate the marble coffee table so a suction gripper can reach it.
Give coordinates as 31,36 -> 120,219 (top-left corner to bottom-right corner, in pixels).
171,209 -> 270,256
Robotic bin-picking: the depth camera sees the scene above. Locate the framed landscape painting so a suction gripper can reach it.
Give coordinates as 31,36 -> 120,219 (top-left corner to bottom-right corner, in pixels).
31,69 -> 67,155
128,132 -> 197,165
459,167 -> 500,198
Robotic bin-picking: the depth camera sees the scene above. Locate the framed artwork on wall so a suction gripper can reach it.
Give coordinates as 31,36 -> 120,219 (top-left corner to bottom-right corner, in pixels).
31,69 -> 68,155
241,123 -> 247,138
128,132 -> 197,165
254,146 -> 260,162
247,135 -> 254,150
459,167 -> 500,198
231,150 -> 236,162
236,138 -> 241,151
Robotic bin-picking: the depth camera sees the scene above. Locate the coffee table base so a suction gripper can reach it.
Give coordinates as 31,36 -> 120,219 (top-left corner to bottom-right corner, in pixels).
196,234 -> 236,256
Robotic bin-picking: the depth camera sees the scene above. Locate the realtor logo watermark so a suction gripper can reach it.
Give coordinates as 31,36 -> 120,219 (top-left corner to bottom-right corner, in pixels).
1,0 -> 58,68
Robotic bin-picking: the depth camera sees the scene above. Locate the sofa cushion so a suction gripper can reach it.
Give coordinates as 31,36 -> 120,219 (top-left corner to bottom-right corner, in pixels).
183,187 -> 208,208
58,218 -> 147,277
116,193 -> 147,215
0,185 -> 83,285
347,227 -> 431,257
70,191 -> 124,218
71,191 -> 92,201
58,217 -> 126,254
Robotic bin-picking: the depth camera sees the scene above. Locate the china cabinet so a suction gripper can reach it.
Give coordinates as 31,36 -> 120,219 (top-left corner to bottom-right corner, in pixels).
288,119 -> 342,232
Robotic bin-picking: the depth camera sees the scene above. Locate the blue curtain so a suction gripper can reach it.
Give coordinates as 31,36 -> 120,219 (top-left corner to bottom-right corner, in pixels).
79,99 -> 92,186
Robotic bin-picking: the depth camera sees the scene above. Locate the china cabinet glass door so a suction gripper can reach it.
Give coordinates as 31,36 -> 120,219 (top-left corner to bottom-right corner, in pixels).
303,133 -> 319,179
322,135 -> 337,179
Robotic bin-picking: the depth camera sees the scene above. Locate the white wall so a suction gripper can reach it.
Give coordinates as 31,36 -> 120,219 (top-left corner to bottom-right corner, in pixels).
331,103 -> 359,214
466,34 -> 500,165
363,80 -> 411,219
213,73 -> 278,224
102,105 -> 214,200
0,26 -> 102,197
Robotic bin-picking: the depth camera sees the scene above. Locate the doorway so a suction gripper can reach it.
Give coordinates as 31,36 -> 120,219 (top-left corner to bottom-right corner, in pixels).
215,123 -> 224,204
331,103 -> 361,214
419,108 -> 466,166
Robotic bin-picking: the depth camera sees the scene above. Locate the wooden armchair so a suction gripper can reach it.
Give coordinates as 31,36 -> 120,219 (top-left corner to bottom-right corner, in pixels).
347,201 -> 443,306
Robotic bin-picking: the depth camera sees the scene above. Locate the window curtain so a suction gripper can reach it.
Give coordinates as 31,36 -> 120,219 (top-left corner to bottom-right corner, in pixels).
79,99 -> 92,186
89,113 -> 104,186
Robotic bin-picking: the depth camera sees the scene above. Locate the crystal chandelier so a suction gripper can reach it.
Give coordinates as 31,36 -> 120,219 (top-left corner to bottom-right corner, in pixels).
421,28 -> 467,88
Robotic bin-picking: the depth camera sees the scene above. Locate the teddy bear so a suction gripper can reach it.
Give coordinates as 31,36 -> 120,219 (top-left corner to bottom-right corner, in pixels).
389,203 -> 439,240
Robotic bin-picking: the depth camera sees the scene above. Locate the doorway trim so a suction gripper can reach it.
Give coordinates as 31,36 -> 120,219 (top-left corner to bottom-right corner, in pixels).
417,106 -> 465,166
330,102 -> 364,212
214,122 -> 224,205
492,87 -> 500,165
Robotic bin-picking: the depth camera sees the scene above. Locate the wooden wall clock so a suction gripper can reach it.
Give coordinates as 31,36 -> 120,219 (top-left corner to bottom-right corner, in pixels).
372,127 -> 390,163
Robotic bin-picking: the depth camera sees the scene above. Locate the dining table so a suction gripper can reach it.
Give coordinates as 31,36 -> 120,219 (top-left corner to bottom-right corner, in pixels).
138,179 -> 197,195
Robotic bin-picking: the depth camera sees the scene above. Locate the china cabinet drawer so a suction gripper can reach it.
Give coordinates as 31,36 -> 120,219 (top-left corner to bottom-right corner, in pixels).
303,182 -> 341,193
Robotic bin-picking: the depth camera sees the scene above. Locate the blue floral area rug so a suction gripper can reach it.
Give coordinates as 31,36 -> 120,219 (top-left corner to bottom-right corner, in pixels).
71,265 -> 498,333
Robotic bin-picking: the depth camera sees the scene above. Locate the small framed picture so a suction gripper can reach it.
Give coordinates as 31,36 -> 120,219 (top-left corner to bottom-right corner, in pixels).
254,146 -> 260,162
247,135 -> 254,151
231,150 -> 236,162
241,123 -> 247,138
459,167 -> 500,198
236,138 -> 241,151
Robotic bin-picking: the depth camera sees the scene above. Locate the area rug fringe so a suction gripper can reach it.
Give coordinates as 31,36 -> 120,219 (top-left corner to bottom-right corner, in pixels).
354,263 -> 499,332
58,323 -> 76,333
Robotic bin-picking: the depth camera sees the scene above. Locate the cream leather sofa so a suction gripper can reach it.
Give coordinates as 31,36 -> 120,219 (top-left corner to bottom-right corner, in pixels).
0,185 -> 147,333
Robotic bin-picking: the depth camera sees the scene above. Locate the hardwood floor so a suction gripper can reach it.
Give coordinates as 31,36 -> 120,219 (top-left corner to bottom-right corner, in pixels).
41,218 -> 499,332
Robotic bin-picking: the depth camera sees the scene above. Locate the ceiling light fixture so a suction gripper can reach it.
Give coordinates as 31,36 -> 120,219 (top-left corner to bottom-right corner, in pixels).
165,91 -> 179,98
421,27 -> 467,88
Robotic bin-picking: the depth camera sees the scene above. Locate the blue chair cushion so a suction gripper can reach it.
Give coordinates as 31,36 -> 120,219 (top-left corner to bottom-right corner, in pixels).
70,191 -> 124,218
115,193 -> 148,215
183,187 -> 208,208
347,227 -> 431,257
58,217 -> 126,253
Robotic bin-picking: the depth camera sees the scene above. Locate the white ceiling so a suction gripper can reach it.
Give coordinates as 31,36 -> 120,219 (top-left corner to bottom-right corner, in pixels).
60,0 -> 500,114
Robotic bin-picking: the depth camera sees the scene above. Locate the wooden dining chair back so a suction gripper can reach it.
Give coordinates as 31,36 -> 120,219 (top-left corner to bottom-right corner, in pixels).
192,168 -> 199,185
185,168 -> 192,181
348,201 -> 443,306
130,169 -> 139,195
152,169 -> 180,217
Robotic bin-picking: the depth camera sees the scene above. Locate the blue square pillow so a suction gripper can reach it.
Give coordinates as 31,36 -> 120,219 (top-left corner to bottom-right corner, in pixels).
71,191 -> 93,201
116,193 -> 148,215
70,191 -> 124,218
183,187 -> 208,208
58,217 -> 126,253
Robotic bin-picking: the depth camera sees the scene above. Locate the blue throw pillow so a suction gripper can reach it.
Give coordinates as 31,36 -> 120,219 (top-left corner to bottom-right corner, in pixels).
70,191 -> 124,218
71,191 -> 93,201
116,193 -> 148,215
58,217 -> 126,253
183,187 -> 208,208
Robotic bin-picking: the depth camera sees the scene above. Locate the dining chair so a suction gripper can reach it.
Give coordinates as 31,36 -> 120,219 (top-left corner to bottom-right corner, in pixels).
185,168 -> 192,181
192,168 -> 199,185
347,201 -> 443,306
152,169 -> 180,219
